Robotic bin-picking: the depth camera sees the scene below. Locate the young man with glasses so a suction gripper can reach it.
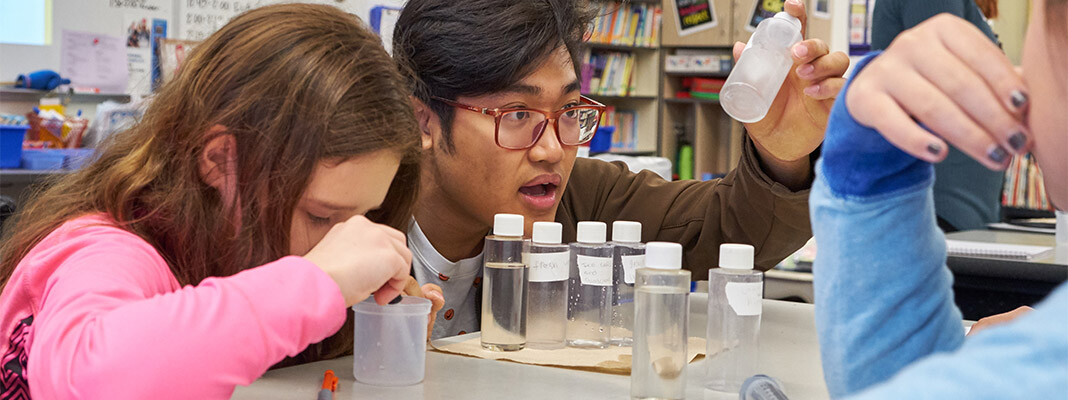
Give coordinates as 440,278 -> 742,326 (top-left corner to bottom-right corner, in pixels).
393,0 -> 850,338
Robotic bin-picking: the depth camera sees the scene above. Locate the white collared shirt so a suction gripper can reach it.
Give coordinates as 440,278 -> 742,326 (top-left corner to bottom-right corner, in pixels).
408,218 -> 483,339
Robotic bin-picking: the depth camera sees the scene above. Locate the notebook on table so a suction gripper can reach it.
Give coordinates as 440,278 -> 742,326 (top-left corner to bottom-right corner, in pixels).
946,239 -> 1054,260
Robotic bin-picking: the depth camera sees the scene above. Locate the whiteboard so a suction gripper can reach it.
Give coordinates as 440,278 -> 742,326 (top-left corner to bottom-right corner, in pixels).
178,0 -> 367,41
0,0 -> 404,93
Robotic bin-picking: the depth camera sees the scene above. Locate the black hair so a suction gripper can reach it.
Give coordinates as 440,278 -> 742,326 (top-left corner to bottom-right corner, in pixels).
392,0 -> 597,152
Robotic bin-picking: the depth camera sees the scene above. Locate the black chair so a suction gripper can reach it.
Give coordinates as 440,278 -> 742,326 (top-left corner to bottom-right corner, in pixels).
0,195 -> 15,234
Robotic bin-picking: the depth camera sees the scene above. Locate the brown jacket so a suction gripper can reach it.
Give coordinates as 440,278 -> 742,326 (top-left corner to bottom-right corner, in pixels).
556,138 -> 812,280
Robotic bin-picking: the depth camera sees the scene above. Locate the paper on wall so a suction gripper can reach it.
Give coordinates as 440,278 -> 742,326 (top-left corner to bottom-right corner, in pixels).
60,30 -> 129,94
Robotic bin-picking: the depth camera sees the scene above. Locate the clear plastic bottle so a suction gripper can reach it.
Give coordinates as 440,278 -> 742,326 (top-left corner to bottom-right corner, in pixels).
524,221 -> 570,349
631,242 -> 690,400
706,243 -> 763,392
740,375 -> 790,400
481,213 -> 528,351
567,221 -> 614,349
610,221 -> 645,347
721,12 -> 804,123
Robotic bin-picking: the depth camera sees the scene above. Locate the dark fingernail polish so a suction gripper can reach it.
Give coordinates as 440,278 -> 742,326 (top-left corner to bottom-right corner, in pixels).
1008,132 -> 1027,151
988,146 -> 1009,164
1010,90 -> 1029,110
390,295 -> 403,304
927,143 -> 943,155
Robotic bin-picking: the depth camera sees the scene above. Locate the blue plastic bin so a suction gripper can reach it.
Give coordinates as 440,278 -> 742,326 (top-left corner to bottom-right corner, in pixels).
590,126 -> 614,153
0,125 -> 28,168
21,149 -> 66,170
20,148 -> 97,170
60,148 -> 95,169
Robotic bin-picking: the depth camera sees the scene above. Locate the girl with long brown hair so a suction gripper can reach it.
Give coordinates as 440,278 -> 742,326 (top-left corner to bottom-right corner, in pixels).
0,4 -> 436,398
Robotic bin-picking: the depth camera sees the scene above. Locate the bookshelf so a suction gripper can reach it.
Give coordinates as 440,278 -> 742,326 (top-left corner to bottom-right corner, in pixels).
654,0 -> 834,180
582,0 -> 663,154
1002,154 -> 1056,219
583,0 -> 834,178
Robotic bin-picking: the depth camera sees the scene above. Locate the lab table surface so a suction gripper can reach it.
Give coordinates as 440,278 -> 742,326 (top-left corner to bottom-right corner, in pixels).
233,297 -> 829,400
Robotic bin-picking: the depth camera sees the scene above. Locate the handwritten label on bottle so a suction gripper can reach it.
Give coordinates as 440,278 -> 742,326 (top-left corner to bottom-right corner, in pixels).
725,282 -> 763,316
527,252 -> 570,282
577,255 -> 612,286
621,255 -> 645,284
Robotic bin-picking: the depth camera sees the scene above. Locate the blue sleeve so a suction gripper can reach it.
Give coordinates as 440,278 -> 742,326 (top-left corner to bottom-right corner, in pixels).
812,51 -> 963,397
812,52 -> 1068,399
847,286 -> 1068,400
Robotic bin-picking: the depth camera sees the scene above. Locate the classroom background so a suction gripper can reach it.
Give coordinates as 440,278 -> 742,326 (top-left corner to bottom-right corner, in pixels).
0,0 -> 1062,366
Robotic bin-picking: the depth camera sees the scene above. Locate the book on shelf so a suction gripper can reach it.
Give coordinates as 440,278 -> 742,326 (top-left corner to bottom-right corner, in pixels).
1003,154 -> 1054,211
589,2 -> 661,47
581,50 -> 637,96
599,106 -> 638,152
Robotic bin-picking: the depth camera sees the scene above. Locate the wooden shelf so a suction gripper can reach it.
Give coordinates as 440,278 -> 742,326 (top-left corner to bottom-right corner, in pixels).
664,97 -> 720,104
585,94 -> 658,101
665,71 -> 730,78
592,150 -> 658,156
1,88 -> 130,104
0,169 -> 70,184
585,42 -> 659,52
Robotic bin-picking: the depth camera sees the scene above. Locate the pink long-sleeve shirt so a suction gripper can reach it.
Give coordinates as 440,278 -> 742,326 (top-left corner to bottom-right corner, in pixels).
0,215 -> 347,398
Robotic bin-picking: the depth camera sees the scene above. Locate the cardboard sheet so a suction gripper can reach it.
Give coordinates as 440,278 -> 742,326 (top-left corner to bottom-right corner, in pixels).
430,333 -> 706,375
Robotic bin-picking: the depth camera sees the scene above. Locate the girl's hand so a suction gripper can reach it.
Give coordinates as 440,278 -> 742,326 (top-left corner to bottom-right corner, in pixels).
846,14 -> 1031,170
304,215 -> 412,307
401,277 -> 446,340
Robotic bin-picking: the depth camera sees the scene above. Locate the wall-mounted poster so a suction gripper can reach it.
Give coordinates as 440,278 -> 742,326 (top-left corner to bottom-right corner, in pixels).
671,0 -> 717,36
813,0 -> 831,19
746,0 -> 785,31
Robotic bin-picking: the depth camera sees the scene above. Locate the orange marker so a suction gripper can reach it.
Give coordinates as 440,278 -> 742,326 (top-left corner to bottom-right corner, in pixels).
317,370 -> 338,400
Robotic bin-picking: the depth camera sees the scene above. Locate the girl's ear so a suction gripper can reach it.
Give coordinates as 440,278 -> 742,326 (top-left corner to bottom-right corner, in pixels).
198,125 -> 239,207
411,96 -> 437,152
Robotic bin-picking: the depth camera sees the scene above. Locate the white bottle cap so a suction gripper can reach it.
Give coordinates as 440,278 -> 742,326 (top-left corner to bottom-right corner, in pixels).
532,221 -> 562,244
576,221 -> 607,244
773,12 -> 802,32
645,242 -> 683,270
719,243 -> 755,270
612,221 -> 642,243
493,213 -> 524,237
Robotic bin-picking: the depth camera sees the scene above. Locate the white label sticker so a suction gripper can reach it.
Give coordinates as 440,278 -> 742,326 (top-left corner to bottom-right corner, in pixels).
526,252 -> 570,282
621,255 -> 645,284
725,282 -> 763,316
577,255 -> 612,286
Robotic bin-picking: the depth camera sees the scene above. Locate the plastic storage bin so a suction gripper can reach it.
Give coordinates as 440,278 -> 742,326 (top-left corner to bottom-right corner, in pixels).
20,148 -> 96,170
20,149 -> 66,170
0,125 -> 28,168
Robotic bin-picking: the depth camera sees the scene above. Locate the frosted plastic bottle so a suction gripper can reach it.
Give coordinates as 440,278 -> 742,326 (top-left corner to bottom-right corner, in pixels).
481,214 -> 528,351
721,12 -> 804,123
567,221 -> 614,349
524,222 -> 570,349
630,242 -> 690,400
706,243 -> 763,392
610,221 -> 645,347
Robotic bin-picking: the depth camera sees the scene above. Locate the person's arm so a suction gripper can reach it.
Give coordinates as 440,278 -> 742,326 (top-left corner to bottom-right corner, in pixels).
810,52 -> 966,397
28,226 -> 346,399
845,288 -> 1068,399
562,137 -> 811,279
